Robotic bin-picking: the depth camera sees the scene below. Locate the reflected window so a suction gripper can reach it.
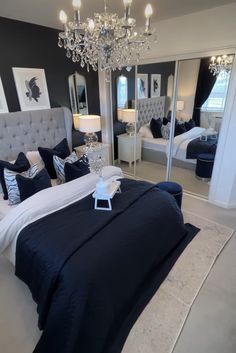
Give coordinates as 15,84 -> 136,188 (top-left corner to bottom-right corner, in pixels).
117,76 -> 128,109
202,71 -> 230,112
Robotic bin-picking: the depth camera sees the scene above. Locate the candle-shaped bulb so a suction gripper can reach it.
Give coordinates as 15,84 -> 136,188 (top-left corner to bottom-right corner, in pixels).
72,0 -> 81,10
145,4 -> 153,18
59,10 -> 68,25
88,19 -> 95,32
123,0 -> 132,8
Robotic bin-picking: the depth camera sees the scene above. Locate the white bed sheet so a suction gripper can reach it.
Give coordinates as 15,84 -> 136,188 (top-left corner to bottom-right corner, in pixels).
142,137 -> 167,153
0,166 -> 123,266
0,179 -> 60,222
142,127 -> 205,164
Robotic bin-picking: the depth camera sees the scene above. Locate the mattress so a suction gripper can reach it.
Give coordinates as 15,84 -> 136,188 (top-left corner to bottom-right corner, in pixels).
142,137 -> 168,153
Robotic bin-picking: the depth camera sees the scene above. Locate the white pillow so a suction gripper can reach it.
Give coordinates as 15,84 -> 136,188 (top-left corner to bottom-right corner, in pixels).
4,163 -> 40,205
53,152 -> 78,184
26,151 -> 45,171
139,124 -> 153,139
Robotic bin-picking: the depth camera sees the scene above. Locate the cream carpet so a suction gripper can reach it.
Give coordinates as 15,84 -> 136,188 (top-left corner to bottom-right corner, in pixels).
0,212 -> 234,353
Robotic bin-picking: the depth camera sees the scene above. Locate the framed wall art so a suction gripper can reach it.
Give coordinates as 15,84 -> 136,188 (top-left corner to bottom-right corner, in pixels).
137,74 -> 148,99
151,74 -> 161,98
0,77 -> 9,114
12,67 -> 50,111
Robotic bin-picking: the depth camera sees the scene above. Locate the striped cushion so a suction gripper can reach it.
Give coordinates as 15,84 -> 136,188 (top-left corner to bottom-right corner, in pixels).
53,152 -> 78,183
4,163 -> 40,205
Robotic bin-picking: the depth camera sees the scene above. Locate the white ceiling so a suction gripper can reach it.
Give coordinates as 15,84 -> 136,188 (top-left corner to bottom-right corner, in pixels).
0,0 -> 235,29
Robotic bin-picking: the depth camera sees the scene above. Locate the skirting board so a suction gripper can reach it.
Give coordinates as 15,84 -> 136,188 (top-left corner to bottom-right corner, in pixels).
142,148 -> 196,171
209,199 -> 236,209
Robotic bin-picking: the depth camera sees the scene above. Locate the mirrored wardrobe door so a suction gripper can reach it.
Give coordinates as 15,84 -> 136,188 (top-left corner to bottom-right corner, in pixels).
111,66 -> 136,176
169,54 -> 234,198
134,60 -> 176,183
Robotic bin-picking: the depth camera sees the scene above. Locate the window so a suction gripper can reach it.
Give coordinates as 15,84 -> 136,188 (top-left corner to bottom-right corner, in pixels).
117,76 -> 128,109
202,71 -> 230,112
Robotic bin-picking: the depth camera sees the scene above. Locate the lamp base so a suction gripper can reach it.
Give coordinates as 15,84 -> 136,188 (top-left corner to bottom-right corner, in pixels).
126,122 -> 135,136
84,132 -> 98,147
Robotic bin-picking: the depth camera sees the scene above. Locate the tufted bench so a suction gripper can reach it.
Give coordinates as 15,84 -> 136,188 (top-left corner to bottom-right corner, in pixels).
195,153 -> 215,181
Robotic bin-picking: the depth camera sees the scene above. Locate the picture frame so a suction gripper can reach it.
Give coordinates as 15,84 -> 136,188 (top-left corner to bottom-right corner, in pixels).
12,67 -> 50,111
0,77 -> 9,114
151,74 -> 161,98
137,74 -> 148,99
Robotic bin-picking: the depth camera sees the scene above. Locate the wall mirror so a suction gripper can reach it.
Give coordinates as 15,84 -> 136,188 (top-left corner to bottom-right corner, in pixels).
134,61 -> 176,183
168,54 -> 234,198
68,72 -> 88,115
111,66 -> 136,176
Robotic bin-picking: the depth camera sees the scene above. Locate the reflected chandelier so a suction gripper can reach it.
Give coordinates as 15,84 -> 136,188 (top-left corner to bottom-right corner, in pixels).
58,0 -> 154,72
209,55 -> 233,76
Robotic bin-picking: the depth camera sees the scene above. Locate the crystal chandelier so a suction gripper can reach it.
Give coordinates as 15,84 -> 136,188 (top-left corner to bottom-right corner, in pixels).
58,0 -> 154,72
209,55 -> 233,76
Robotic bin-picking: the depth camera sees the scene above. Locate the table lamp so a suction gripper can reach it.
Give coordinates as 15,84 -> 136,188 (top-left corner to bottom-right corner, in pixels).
176,101 -> 185,120
74,114 -> 101,147
122,109 -> 137,136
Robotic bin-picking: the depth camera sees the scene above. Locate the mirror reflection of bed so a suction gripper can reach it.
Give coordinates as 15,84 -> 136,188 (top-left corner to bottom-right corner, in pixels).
113,56 -> 234,197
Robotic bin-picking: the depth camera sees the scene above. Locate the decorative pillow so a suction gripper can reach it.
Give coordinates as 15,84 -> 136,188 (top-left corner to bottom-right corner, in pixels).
38,138 -> 70,179
4,163 -> 40,205
26,151 -> 45,170
162,117 -> 169,126
0,153 -> 30,200
185,119 -> 196,131
53,152 -> 78,183
150,118 -> 162,138
139,124 -> 153,139
16,168 -> 52,202
175,122 -> 187,136
161,122 -> 171,140
64,158 -> 90,183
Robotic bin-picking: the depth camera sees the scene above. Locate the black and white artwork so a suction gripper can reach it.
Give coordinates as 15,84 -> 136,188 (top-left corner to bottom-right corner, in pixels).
0,77 -> 8,114
12,68 -> 50,111
137,74 -> 148,99
151,74 -> 161,98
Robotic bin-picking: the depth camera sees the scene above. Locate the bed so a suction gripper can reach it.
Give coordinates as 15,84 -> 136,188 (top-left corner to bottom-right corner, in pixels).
136,97 -> 213,170
0,107 -> 199,353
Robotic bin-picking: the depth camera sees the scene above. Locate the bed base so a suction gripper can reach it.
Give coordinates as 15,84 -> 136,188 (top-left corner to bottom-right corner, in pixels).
142,148 -> 196,171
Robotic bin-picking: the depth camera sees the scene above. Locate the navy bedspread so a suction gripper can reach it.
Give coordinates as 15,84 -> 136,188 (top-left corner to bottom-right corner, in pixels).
186,136 -> 218,159
15,179 -> 198,353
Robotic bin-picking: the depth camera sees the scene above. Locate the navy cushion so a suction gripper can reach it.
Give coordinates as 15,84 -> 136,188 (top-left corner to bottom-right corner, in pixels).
156,181 -> 183,208
175,123 -> 187,136
0,152 -> 30,200
16,168 -> 52,202
38,138 -> 70,179
162,117 -> 169,126
64,158 -> 90,183
150,118 -> 162,138
185,119 -> 196,131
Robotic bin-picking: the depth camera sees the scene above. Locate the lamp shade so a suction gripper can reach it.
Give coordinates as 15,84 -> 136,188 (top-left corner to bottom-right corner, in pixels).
122,109 -> 137,123
176,101 -> 185,111
73,113 -> 81,130
74,115 -> 101,133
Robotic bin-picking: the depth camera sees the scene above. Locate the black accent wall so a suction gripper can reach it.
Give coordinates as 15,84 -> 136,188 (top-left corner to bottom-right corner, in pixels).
0,17 -> 100,115
138,62 -> 175,97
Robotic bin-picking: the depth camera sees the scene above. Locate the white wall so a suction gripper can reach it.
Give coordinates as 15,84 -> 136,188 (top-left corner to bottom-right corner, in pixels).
143,3 -> 236,61
177,59 -> 200,121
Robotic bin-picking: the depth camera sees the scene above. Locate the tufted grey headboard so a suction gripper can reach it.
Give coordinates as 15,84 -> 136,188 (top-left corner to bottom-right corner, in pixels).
136,96 -> 166,130
0,107 -> 73,161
